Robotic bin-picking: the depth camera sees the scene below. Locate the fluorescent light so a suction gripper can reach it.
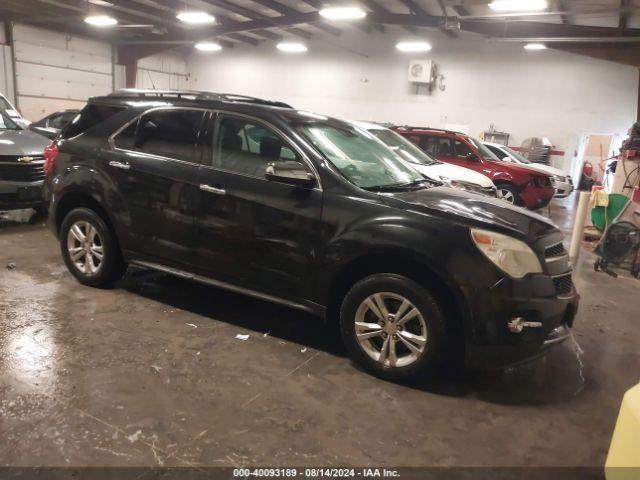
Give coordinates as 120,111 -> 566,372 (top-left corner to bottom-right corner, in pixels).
277,42 -> 308,53
488,0 -> 547,12
177,11 -> 216,24
84,15 -> 118,27
195,42 -> 222,52
396,41 -> 432,53
524,42 -> 547,50
319,6 -> 367,20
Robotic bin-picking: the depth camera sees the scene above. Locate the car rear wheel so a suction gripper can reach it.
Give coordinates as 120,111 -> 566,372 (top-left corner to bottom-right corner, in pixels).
339,274 -> 447,382
60,207 -> 126,287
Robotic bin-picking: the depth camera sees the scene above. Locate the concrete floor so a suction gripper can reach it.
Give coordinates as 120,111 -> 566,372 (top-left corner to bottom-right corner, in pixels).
0,193 -> 638,471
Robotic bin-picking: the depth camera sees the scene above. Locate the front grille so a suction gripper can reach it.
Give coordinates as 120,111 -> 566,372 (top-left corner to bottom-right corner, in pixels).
545,242 -> 566,258
0,161 -> 45,182
553,274 -> 574,296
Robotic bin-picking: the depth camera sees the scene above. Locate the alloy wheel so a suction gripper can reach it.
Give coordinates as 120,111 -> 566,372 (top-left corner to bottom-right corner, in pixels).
66,220 -> 104,275
497,188 -> 515,204
354,292 -> 427,368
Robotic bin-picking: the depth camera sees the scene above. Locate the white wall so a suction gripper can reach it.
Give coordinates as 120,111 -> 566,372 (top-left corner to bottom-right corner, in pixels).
12,24 -> 113,121
136,51 -> 190,90
188,30 -> 639,172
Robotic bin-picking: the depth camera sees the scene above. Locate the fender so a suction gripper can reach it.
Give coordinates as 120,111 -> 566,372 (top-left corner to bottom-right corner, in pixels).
48,150 -> 130,247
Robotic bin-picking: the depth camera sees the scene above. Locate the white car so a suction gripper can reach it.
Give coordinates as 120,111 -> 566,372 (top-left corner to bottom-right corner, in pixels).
0,93 -> 30,128
484,141 -> 573,198
352,121 -> 497,197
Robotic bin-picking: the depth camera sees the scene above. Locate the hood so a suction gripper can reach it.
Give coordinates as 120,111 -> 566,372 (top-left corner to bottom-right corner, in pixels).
413,163 -> 494,188
485,158 -> 550,178
0,129 -> 51,156
517,162 -> 567,178
380,185 -> 557,240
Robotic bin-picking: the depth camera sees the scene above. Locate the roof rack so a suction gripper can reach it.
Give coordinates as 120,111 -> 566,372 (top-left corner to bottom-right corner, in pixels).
395,125 -> 463,135
107,89 -> 293,108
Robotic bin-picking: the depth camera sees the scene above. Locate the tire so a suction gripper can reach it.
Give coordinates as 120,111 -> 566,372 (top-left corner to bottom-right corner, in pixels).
60,207 -> 126,287
339,274 -> 447,382
33,203 -> 49,217
496,183 -> 521,206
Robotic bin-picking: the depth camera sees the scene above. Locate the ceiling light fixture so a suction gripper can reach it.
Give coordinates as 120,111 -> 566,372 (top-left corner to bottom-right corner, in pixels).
277,42 -> 308,53
524,42 -> 547,50
177,11 -> 216,25
488,0 -> 547,12
84,15 -> 118,27
195,42 -> 222,52
319,6 -> 367,20
396,41 -> 432,53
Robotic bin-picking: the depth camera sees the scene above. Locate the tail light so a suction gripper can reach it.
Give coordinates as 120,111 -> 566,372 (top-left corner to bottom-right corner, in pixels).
43,143 -> 59,176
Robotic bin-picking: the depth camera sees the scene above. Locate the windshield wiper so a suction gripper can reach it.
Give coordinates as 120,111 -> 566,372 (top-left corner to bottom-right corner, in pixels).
364,178 -> 435,192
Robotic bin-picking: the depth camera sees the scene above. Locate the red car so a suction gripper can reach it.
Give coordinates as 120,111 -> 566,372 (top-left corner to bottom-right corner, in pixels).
394,127 -> 555,210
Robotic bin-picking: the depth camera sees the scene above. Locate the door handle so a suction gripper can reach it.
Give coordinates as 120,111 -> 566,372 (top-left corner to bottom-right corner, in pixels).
200,184 -> 226,195
109,160 -> 131,171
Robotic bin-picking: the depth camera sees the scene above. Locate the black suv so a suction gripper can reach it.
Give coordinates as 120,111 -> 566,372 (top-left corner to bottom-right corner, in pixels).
45,89 -> 579,381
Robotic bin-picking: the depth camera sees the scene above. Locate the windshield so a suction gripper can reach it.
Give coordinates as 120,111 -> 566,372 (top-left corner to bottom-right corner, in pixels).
301,124 -> 424,189
468,137 -> 501,161
0,96 -> 14,111
368,128 -> 438,166
501,145 -> 531,164
0,112 -> 20,130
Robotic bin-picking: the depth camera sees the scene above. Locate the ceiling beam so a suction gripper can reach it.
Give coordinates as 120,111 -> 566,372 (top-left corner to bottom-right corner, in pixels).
224,33 -> 260,45
461,19 -> 640,39
555,0 -> 571,25
436,0 -> 457,38
619,0 -> 631,29
250,0 -> 341,36
551,43 -> 640,67
200,0 -> 310,40
398,0 -> 429,17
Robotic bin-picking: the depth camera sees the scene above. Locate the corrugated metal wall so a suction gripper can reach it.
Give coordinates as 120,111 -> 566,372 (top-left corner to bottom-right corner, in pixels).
12,24 -> 113,121
136,52 -> 190,90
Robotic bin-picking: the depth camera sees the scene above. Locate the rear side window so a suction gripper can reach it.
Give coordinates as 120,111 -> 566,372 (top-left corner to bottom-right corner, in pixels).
61,104 -> 125,139
50,112 -> 77,130
123,109 -> 205,163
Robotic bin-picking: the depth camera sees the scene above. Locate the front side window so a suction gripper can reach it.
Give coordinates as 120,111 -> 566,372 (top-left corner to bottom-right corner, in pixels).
468,137 -> 501,161
454,140 -> 473,158
134,109 -> 205,163
213,116 -> 299,177
50,112 -> 77,130
301,124 -> 423,189
0,112 -> 19,131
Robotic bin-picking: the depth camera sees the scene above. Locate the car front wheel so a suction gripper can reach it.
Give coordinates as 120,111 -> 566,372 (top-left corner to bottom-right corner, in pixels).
496,183 -> 520,205
339,274 -> 447,382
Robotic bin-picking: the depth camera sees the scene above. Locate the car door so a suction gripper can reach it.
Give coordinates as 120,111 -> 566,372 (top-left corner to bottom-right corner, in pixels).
194,112 -> 322,301
451,138 -> 490,176
102,107 -> 206,267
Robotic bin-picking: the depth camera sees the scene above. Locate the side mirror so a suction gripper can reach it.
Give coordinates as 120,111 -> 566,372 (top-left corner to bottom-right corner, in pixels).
465,152 -> 479,162
265,161 -> 316,188
502,156 -> 512,163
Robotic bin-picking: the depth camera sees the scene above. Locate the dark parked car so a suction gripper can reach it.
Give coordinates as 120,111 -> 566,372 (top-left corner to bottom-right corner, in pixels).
394,126 -> 555,210
0,112 -> 50,212
29,109 -> 79,140
45,89 -> 578,381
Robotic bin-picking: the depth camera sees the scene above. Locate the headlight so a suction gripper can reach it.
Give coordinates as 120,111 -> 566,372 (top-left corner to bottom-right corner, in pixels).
470,228 -> 542,278
554,175 -> 566,183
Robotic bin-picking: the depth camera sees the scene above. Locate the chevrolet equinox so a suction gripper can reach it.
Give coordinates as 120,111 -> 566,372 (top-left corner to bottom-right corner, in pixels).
44,89 -> 579,381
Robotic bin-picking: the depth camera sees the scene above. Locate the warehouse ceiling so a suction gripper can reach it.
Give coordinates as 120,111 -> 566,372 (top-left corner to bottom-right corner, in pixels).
1,0 -> 640,65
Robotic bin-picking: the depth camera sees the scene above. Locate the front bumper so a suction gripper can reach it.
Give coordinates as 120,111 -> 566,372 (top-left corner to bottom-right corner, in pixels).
462,275 -> 579,370
0,180 -> 45,210
553,179 -> 574,198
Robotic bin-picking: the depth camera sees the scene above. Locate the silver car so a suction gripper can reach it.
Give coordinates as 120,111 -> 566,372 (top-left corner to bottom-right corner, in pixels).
0,112 -> 51,212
